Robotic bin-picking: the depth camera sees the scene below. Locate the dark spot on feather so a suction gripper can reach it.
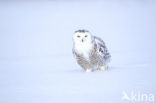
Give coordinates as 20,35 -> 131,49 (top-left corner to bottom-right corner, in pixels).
75,29 -> 89,33
99,48 -> 103,53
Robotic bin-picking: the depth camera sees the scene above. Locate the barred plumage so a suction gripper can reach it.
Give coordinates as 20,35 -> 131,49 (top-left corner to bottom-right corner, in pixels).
72,30 -> 111,72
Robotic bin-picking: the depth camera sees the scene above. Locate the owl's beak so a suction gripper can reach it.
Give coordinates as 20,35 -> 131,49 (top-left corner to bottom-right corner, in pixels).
81,39 -> 84,42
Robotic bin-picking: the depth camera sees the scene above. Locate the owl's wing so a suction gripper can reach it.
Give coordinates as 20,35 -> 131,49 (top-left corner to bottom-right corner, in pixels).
94,36 -> 105,45
94,36 -> 111,62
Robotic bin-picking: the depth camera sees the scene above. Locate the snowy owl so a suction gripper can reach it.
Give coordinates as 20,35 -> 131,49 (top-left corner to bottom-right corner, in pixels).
72,30 -> 111,72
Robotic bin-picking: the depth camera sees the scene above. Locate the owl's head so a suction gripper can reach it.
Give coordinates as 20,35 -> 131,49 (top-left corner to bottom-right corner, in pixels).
73,30 -> 93,44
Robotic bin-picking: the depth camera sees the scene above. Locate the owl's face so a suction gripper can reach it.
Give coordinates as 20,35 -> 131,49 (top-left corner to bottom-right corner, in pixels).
73,31 -> 92,44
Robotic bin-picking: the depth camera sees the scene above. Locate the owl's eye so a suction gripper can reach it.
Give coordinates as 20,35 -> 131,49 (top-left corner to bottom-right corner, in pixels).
85,35 -> 88,37
77,35 -> 80,38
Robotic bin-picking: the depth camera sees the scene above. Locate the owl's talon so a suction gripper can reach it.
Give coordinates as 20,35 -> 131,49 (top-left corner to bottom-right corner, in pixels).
85,69 -> 92,72
97,65 -> 108,71
97,67 -> 104,71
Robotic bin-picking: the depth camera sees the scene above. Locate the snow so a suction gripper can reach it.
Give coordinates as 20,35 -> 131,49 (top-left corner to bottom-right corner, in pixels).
0,1 -> 156,103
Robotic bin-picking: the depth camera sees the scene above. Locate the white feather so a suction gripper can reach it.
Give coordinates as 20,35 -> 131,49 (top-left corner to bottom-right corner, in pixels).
74,42 -> 93,59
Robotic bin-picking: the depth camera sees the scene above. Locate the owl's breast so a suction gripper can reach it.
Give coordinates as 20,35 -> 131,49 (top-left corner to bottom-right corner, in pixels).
74,43 -> 94,59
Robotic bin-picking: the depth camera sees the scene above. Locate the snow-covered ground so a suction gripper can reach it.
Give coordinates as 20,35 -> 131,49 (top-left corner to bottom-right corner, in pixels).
0,1 -> 156,103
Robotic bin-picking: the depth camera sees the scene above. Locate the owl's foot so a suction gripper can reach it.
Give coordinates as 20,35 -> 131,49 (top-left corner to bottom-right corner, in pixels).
85,69 -> 92,72
97,65 -> 108,71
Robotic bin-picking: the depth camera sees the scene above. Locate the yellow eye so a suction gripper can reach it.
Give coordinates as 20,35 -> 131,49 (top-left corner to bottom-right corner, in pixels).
77,35 -> 80,38
85,35 -> 88,37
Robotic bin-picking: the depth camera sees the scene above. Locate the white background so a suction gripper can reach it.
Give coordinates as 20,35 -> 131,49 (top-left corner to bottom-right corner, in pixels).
0,0 -> 156,103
